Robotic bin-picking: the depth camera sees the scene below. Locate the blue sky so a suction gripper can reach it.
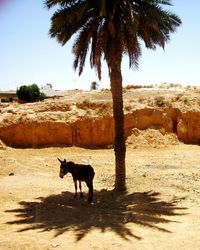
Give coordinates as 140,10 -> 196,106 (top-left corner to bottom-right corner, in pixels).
0,1 -> 200,91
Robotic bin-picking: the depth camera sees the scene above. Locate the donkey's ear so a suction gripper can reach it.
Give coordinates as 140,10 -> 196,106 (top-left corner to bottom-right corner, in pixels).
64,159 -> 67,163
58,158 -> 62,163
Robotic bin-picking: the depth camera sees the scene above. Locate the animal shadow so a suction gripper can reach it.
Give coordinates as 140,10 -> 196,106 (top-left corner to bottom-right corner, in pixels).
5,190 -> 187,241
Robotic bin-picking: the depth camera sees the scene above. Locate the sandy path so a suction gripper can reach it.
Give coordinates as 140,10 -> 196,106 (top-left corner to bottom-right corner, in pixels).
0,145 -> 200,249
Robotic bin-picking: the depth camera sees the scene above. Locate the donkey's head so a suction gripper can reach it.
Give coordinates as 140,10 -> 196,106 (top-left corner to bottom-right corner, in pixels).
58,158 -> 68,178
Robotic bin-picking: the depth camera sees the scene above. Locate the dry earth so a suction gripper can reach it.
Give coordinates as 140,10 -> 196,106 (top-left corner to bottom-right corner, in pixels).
0,84 -> 200,249
0,143 -> 200,250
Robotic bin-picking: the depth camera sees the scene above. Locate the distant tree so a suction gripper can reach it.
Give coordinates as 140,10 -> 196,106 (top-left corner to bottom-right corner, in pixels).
17,84 -> 46,102
90,81 -> 99,90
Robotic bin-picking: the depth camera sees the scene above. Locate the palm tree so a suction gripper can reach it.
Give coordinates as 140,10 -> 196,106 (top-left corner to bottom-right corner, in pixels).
90,81 -> 99,90
45,0 -> 181,191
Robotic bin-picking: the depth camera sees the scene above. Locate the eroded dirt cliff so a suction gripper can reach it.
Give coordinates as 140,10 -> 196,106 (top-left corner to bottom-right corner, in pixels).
1,84 -> 200,147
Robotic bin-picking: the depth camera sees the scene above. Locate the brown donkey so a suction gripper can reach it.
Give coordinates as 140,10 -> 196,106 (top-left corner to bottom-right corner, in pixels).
58,158 -> 95,203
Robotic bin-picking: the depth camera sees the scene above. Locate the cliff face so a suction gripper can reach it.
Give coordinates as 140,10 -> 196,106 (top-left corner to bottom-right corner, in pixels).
0,115 -> 115,148
1,85 -> 200,148
177,112 -> 200,144
0,122 -> 73,147
0,105 -> 199,148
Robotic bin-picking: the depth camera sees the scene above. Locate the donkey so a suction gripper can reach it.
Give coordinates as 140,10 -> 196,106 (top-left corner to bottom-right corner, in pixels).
58,158 -> 95,202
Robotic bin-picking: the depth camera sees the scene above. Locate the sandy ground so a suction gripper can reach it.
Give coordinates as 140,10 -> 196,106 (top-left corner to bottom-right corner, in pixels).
0,144 -> 200,250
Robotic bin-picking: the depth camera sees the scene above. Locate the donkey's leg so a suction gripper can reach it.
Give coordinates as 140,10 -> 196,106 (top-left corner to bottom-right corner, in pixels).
79,181 -> 83,198
89,183 -> 93,202
86,177 -> 93,203
74,180 -> 78,198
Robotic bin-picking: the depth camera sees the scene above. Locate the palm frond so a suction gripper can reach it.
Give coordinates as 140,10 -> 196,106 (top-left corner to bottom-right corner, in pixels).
49,1 -> 90,45
73,16 -> 98,75
46,0 -> 181,79
45,0 -> 80,9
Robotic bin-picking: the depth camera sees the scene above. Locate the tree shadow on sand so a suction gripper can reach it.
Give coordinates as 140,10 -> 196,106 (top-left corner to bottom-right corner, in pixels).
5,190 -> 187,241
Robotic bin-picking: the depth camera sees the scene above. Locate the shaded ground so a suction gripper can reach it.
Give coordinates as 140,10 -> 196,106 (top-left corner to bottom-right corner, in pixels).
0,144 -> 200,249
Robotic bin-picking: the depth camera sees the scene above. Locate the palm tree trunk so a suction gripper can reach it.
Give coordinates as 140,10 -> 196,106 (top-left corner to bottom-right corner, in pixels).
110,65 -> 126,191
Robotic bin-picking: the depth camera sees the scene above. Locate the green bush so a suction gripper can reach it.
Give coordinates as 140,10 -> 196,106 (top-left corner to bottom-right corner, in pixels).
17,84 -> 46,102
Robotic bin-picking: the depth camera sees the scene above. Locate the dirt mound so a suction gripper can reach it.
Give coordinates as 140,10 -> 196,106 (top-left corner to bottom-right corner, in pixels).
126,128 -> 180,148
0,139 -> 6,150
